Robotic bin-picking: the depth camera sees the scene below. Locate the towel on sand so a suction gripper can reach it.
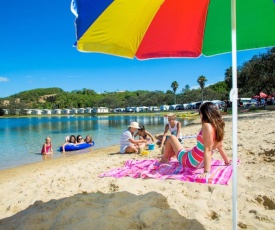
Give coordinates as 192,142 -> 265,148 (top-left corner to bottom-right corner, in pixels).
99,159 -> 236,185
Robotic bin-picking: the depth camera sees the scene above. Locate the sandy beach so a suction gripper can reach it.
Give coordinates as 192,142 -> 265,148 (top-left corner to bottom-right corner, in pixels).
0,112 -> 274,229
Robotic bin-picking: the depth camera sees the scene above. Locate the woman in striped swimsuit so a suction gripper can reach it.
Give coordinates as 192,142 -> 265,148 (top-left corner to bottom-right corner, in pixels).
160,102 -> 230,178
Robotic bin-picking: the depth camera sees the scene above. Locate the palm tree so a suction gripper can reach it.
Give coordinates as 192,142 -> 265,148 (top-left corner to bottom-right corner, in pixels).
171,81 -> 179,104
197,75 -> 207,101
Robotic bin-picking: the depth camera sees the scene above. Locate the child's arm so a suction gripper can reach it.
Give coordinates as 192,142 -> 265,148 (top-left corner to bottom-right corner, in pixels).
62,142 -> 68,152
145,130 -> 154,142
129,137 -> 147,148
160,124 -> 169,147
176,122 -> 182,138
42,144 -> 46,154
129,138 -> 147,145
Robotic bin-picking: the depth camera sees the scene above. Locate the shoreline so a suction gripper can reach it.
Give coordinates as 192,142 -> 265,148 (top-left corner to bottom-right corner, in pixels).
0,110 -> 274,173
1,111 -> 274,172
1,112 -> 274,229
1,107 -> 273,119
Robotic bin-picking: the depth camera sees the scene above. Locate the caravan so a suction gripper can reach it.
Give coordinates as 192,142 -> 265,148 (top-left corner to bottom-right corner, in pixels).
135,106 -> 149,112
160,105 -> 169,111
239,98 -> 251,107
148,106 -> 160,112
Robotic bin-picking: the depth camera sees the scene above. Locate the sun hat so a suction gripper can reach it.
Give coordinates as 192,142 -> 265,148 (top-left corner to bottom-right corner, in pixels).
128,121 -> 140,129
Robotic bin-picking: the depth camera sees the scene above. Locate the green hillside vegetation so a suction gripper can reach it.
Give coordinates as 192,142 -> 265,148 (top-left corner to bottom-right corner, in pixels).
0,83 -> 228,112
0,48 -> 274,115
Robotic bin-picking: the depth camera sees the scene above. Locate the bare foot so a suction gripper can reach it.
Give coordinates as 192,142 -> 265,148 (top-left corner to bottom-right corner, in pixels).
159,157 -> 169,164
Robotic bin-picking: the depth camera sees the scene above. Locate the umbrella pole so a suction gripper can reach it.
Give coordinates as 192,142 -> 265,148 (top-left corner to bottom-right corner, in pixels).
231,0 -> 238,229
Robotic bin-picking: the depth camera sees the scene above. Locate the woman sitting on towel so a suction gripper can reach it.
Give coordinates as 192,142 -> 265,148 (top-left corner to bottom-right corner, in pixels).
160,102 -> 230,178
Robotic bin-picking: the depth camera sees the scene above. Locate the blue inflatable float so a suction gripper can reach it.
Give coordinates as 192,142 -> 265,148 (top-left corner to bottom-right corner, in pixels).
59,141 -> 95,152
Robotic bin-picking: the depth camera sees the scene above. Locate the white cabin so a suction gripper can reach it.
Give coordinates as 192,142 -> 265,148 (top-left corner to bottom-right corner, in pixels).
3,109 -> 9,115
62,109 -> 71,114
85,108 -> 93,113
160,105 -> 169,111
24,109 -> 33,115
71,108 -> 78,114
148,106 -> 160,112
78,108 -> 85,114
93,107 -> 109,113
43,109 -> 52,115
53,109 -> 62,114
33,109 -> 42,115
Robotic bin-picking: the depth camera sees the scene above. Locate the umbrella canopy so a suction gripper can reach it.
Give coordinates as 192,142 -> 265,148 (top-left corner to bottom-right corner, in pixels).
260,92 -> 268,98
72,0 -> 275,59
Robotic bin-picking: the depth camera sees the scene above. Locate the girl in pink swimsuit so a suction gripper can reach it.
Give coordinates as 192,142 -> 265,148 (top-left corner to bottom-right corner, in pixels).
160,102 -> 230,178
41,137 -> 53,155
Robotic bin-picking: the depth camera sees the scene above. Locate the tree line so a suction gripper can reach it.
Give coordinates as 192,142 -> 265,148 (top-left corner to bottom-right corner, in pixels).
0,48 -> 274,115
0,83 -> 229,113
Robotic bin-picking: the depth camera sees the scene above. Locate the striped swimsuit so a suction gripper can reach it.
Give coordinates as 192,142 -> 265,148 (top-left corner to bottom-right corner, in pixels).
177,130 -> 205,169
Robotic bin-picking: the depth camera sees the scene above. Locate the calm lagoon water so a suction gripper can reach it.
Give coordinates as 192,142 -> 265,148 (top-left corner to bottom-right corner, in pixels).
0,115 -> 191,170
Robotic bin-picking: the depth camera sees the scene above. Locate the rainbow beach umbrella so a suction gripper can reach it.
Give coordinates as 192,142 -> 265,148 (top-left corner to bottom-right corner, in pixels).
71,0 -> 275,229
72,0 -> 275,59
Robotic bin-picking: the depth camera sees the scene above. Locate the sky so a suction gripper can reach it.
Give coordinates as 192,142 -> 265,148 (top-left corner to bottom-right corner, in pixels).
0,0 -> 270,98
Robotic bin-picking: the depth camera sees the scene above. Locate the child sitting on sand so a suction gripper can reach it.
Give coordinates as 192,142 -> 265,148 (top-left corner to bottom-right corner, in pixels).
155,113 -> 183,148
120,122 -> 147,154
134,125 -> 154,145
41,137 -> 53,155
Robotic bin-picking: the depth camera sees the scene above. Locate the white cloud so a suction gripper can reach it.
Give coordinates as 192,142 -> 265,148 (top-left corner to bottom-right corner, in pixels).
0,77 -> 9,82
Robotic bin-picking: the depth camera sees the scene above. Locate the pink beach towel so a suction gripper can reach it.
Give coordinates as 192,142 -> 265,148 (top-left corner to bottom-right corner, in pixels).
99,159 -> 237,185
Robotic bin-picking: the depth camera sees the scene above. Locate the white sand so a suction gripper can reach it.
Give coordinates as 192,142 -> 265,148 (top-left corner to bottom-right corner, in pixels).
0,112 -> 274,229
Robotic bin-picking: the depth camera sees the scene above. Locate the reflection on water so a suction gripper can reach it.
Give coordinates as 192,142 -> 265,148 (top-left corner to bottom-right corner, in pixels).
0,115 -> 191,170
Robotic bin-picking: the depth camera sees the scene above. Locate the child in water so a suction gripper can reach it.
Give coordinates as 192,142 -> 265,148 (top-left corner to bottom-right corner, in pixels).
85,135 -> 93,144
62,135 -> 77,152
41,137 -> 53,155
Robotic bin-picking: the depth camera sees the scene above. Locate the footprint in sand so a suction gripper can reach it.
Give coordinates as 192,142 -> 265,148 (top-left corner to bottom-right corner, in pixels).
263,148 -> 275,157
238,222 -> 249,229
206,210 -> 219,220
255,195 -> 275,210
109,181 -> 119,193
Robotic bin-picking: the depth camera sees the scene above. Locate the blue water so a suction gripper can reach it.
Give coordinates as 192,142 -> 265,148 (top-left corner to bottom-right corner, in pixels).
0,115 -> 190,170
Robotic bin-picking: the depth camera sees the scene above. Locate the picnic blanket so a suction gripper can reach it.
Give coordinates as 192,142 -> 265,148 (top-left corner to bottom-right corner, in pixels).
99,159 -> 236,185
